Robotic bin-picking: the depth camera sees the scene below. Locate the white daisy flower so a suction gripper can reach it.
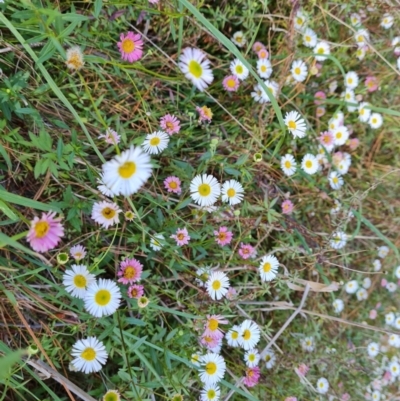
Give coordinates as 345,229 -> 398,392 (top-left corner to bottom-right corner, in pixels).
394,266 -> 400,279
367,342 -> 380,358
178,47 -> 213,91
345,71 -> 359,89
330,199 -> 341,215
389,334 -> 400,347
63,264 -> 96,299
284,110 -> 307,138
345,280 -> 359,294
329,80 -> 338,94
385,312 -> 395,325
191,352 -> 203,367
378,246 -> 389,258
368,113 -> 383,129
303,28 -> 317,48
301,336 -> 314,352
91,201 -> 121,229
291,59 -> 308,82
251,83 -> 268,104
263,79 -> 279,100
358,102 -> 371,122
84,278 -> 122,317
316,377 -> 329,394
362,277 -> 371,289
356,288 -> 368,301
280,154 -> 297,176
301,154 -> 319,175
356,47 -> 366,60
70,244 -> 87,261
221,179 -> 244,206
294,10 -> 307,30
394,316 -> 400,330
350,13 -> 361,27
392,37 -> 400,47
150,233 -> 165,251
142,131 -> 169,155
336,159 -> 351,175
389,361 -> 400,377
195,266 -> 212,288
231,31 -> 246,47
258,254 -> 279,282
343,88 -> 356,103
332,299 -> 344,313
372,391 -> 381,401
313,41 -> 330,61
190,174 -> 221,207
244,349 -> 260,368
101,146 -> 152,197
381,13 -> 394,29
256,58 -> 272,79
328,171 -> 344,190
373,259 -> 382,271
206,271 -> 229,300
355,29 -> 369,47
239,320 -> 260,350
330,231 -> 347,249
200,383 -> 221,401
387,282 -> 397,292
264,349 -> 276,369
226,325 -> 241,347
230,59 -> 249,81
71,337 -> 108,374
97,175 -> 114,198
199,353 -> 226,385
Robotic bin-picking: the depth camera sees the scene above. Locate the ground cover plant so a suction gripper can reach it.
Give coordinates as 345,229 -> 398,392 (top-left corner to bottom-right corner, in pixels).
1,0 -> 400,400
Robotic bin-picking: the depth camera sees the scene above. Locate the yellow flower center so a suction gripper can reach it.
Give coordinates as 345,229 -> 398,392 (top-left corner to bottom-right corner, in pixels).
205,362 -> 217,375
166,121 -> 174,130
265,354 -> 271,362
207,390 -> 216,399
102,207 -> 116,220
357,35 -> 364,42
284,160 -> 292,169
123,266 -> 137,279
232,331 -> 239,340
297,17 -> 303,25
305,35 -> 311,42
74,252 -> 83,259
208,318 -> 219,331
130,288 -> 139,297
201,106 -> 213,119
288,120 -> 297,129
360,108 -> 365,115
336,132 -> 342,139
188,60 -> 203,78
235,65 -> 243,74
294,67 -> 301,75
372,118 -> 377,124
73,274 -> 87,288
348,78 -> 353,84
263,262 -> 271,272
261,65 -> 267,72
34,221 -> 50,238
81,347 -> 96,361
317,47 -> 324,54
212,280 -> 221,290
198,183 -> 211,197
67,54 -> 83,70
333,177 -> 338,184
227,188 -> 236,198
104,391 -> 119,401
121,38 -> 135,53
243,329 -> 251,340
226,78 -> 236,88
235,36 -> 243,43
95,289 -> 111,306
218,232 -> 227,241
177,233 -> 185,241
169,181 -> 178,189
118,161 -> 136,179
150,137 -> 161,146
305,160 -> 312,169
249,354 -> 255,362
260,50 -> 267,58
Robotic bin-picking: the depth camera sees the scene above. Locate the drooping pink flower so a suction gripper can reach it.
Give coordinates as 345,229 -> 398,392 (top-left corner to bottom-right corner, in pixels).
369,309 -> 377,319
222,75 -> 240,92
164,176 -> 182,194
148,0 -> 159,4
226,287 -> 237,300
200,334 -> 221,350
319,131 -> 334,148
316,106 -> 326,118
170,227 -> 190,246
214,226 -> 233,246
257,48 -> 269,59
70,244 -> 86,261
203,314 -> 228,339
314,91 -> 326,105
117,32 -> 143,63
381,278 -> 388,287
160,114 -> 181,135
347,138 -> 360,150
196,106 -> 213,122
285,398 -> 298,401
282,200 -> 294,215
98,127 -> 121,145
383,371 -> 392,382
297,364 -> 309,376
238,243 -> 256,259
365,76 -> 378,92
127,284 -> 144,299
243,367 -> 260,387
252,41 -> 265,53
118,258 -> 143,284
27,211 -> 64,253
394,46 -> 400,57
341,393 -> 351,401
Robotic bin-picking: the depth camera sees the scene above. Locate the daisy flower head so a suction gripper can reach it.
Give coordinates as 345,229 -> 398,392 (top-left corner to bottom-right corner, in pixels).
238,243 -> 257,259
362,277 -> 372,289
332,299 -> 344,313
200,384 -> 220,401
190,174 -> 221,207
367,342 -> 380,358
199,353 -> 226,385
319,131 -> 334,152
368,113 -> 383,129
117,258 -> 143,284
345,280 -> 358,294
301,336 -> 314,352
258,254 -> 279,282
389,333 -> 400,347
294,10 -> 307,30
243,367 -> 260,387
226,287 -> 237,300
257,58 -> 272,79
200,334 -> 222,351
170,227 -> 190,246
221,179 -> 244,206
284,111 -> 306,138
389,361 -> 400,377
252,41 -> 265,53
214,226 -> 233,246
230,59 -> 249,81
356,288 -> 368,301
101,146 -> 152,197
317,377 -> 329,394
137,295 -> 149,308
301,154 -> 319,175
178,47 -> 213,91
395,265 -> 400,279
66,46 -> 84,71
164,176 -> 181,194
142,131 -> 169,155
239,320 -> 261,350
378,246 -> 389,259
103,390 -> 120,401
150,233 -> 165,251
196,105 -> 213,122
91,201 -> 121,229
350,13 -> 361,27
160,114 -> 180,135
244,349 -> 260,368
355,29 -> 369,47
358,102 -> 371,122
63,264 -> 96,299
222,74 -> 240,92
373,259 -> 382,271
330,231 -> 347,249
71,337 -> 108,374
328,171 -> 344,190
257,48 -> 269,59
206,271 -> 229,300
381,13 -> 394,29
27,211 -> 64,253
118,32 -> 143,63
195,266 -> 212,288
345,71 -> 359,89
99,127 -> 120,145
251,83 -> 268,103
231,31 -> 246,47
191,352 -> 202,367
97,175 -> 114,198
387,282 -> 397,293
226,325 -> 241,347
70,244 -> 86,261
313,41 -> 330,61
385,312 -> 395,325
314,91 -> 326,105
84,279 -> 122,318
395,317 -> 400,329
263,79 -> 279,99
204,315 -> 228,339
127,284 -> 144,299
264,349 -> 276,369
303,28 -> 317,48
280,154 -> 297,176
282,199 -> 294,215
291,60 -> 308,82
356,46 -> 366,60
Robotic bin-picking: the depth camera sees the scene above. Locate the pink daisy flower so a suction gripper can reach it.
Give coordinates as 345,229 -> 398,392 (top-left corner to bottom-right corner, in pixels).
196,105 -> 213,122
319,131 -> 334,148
238,243 -> 256,259
200,334 -> 221,350
203,314 -> 228,339
222,75 -> 240,92
252,41 -> 265,53
226,287 -> 237,300
347,138 -> 360,150
297,363 -> 309,376
127,284 -> 144,299
243,367 -> 260,387
282,200 -> 294,215
213,226 -> 233,246
164,176 -> 182,194
365,76 -> 378,92
369,309 -> 377,319
170,227 -> 190,246
314,91 -> 326,105
27,211 -> 64,253
316,106 -> 326,118
117,32 -> 143,63
98,127 -> 120,145
117,258 -> 143,284
285,398 -> 298,401
257,48 -> 269,59
160,114 -> 181,135
70,244 -> 87,261
148,0 -> 159,4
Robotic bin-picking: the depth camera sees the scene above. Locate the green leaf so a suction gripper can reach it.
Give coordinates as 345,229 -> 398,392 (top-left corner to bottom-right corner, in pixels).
0,200 -> 18,220
0,144 -> 11,170
175,197 -> 192,210
0,349 -> 26,380
94,0 -> 103,18
0,189 -> 62,212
